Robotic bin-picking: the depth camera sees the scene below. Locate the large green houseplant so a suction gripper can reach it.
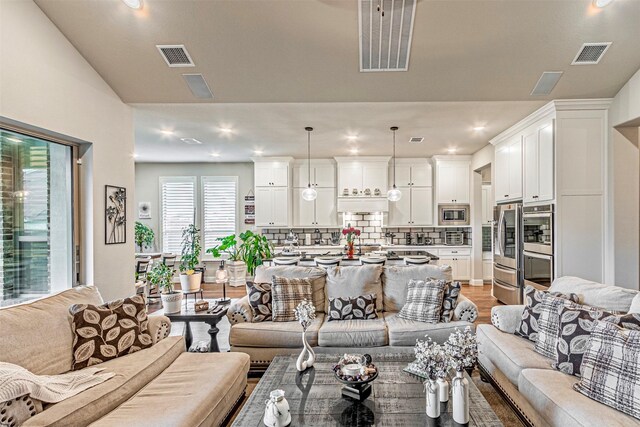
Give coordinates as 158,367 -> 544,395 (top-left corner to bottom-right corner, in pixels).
134,221 -> 154,252
179,224 -> 202,292
207,230 -> 273,284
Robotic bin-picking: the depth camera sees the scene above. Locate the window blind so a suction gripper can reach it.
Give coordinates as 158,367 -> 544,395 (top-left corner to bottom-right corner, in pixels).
160,177 -> 196,254
202,177 -> 237,250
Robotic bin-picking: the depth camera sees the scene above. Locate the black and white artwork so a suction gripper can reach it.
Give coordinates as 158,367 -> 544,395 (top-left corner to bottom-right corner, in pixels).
105,185 -> 126,244
138,201 -> 151,219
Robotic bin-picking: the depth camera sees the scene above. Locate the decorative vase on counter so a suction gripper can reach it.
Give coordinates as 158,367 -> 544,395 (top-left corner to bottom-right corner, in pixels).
347,241 -> 355,259
426,379 -> 440,418
437,377 -> 449,402
263,389 -> 291,427
452,370 -> 470,424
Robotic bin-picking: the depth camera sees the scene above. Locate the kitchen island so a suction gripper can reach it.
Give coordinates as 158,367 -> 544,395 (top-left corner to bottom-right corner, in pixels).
265,249 -> 439,263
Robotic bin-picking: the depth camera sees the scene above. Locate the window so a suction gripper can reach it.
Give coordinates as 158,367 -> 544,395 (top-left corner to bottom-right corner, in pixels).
1,128 -> 75,306
160,177 -> 196,254
202,176 -> 237,249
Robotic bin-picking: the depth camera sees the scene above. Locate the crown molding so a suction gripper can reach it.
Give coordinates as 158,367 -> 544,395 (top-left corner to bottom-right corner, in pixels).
251,156 -> 294,163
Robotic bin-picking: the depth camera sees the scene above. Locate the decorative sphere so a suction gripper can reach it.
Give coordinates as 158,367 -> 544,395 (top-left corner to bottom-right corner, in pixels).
387,187 -> 402,202
302,187 -> 317,201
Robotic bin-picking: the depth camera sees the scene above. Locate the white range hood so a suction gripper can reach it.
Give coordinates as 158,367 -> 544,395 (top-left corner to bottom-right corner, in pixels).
337,196 -> 389,213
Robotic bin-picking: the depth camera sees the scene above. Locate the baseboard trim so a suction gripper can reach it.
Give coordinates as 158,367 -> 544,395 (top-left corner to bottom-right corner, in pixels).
469,279 -> 484,286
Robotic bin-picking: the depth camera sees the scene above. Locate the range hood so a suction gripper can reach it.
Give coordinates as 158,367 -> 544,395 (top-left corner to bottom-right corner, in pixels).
337,196 -> 389,213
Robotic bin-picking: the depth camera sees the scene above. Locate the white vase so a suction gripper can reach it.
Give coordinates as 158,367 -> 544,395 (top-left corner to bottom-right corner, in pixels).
452,370 -> 470,424
161,292 -> 183,314
426,379 -> 440,418
179,272 -> 201,292
295,330 -> 315,372
227,260 -> 247,287
437,377 -> 449,402
263,389 -> 291,427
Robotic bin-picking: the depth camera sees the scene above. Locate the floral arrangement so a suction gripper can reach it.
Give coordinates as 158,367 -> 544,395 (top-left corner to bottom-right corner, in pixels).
341,223 -> 361,243
332,353 -> 377,382
444,326 -> 478,372
410,337 -> 448,381
294,299 -> 316,331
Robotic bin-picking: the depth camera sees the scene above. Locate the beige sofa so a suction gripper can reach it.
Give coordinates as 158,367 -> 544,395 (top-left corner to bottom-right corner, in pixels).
227,264 -> 479,369
478,276 -> 640,427
0,285 -> 249,427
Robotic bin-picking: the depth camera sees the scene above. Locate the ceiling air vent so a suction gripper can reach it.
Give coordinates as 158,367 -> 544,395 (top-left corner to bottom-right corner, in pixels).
182,74 -> 214,99
156,44 -> 195,67
179,138 -> 202,145
572,42 -> 611,65
359,0 -> 417,72
409,137 -> 424,144
531,71 -> 563,96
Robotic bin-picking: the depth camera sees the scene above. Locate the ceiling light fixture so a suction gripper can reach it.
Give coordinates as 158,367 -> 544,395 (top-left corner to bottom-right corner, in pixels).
302,127 -> 317,202
387,126 -> 402,202
593,0 -> 613,8
179,138 -> 202,145
210,153 -> 220,157
254,150 -> 263,156
160,130 -> 174,135
448,147 -> 457,154
350,148 -> 359,155
122,0 -> 143,10
346,135 -> 358,141
219,127 -> 232,134
473,126 -> 485,131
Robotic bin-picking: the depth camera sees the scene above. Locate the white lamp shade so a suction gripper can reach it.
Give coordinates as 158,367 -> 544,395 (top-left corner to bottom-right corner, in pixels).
215,267 -> 228,283
387,187 -> 402,202
302,187 -> 317,201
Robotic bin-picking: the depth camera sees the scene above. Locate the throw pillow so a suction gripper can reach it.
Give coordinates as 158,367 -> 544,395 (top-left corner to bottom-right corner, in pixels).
270,276 -> 312,322
554,307 -> 640,376
574,321 -> 640,420
398,279 -> 447,324
69,295 -> 152,370
440,281 -> 461,323
534,294 -> 595,359
327,294 -> 378,321
246,281 -> 272,322
515,285 -> 580,342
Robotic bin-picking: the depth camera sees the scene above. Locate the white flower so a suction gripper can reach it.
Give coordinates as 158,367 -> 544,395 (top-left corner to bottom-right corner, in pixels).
294,300 -> 316,331
443,326 -> 478,372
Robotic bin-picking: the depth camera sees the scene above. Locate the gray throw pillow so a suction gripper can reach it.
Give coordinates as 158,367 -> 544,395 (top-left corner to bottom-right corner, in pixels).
398,279 -> 447,324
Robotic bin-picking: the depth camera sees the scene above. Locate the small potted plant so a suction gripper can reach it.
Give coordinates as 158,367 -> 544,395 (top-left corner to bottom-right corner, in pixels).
148,262 -> 181,314
207,230 -> 272,284
179,224 -> 202,292
342,223 -> 361,258
134,221 -> 155,253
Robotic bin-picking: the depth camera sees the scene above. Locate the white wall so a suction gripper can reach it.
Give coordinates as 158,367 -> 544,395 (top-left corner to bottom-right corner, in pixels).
0,0 -> 135,300
135,162 -> 254,252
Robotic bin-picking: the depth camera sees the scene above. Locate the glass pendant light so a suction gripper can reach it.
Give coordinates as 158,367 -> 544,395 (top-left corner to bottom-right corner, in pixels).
387,126 -> 402,202
301,127 -> 317,201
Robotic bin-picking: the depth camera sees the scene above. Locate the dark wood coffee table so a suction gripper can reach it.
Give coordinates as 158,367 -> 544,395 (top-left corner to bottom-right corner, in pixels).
159,302 -> 228,352
232,353 -> 503,426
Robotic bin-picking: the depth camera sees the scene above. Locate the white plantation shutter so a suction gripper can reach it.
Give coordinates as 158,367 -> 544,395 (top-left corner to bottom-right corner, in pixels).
202,177 -> 237,249
160,177 -> 196,253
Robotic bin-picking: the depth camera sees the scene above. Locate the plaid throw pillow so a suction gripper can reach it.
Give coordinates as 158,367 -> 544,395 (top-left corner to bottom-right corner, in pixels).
327,294 -> 377,321
398,279 -> 447,324
271,276 -> 312,322
554,308 -> 640,376
440,281 -> 461,323
574,321 -> 640,420
515,285 -> 580,342
247,282 -> 272,322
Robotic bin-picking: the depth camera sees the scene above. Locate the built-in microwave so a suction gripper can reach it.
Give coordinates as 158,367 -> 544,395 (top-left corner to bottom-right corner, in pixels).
438,204 -> 470,226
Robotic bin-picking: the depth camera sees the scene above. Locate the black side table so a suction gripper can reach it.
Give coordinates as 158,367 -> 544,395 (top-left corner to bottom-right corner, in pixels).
163,304 -> 228,352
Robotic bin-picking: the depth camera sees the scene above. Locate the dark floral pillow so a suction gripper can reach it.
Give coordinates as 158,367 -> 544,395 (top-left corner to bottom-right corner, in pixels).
440,281 -> 461,323
515,285 -> 580,342
247,281 -> 272,322
554,307 -> 640,376
328,294 -> 378,321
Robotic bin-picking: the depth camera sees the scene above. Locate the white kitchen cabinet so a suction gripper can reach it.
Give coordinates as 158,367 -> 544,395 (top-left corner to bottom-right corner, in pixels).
436,255 -> 471,281
335,157 -> 390,195
483,260 -> 493,281
494,136 -> 522,202
388,187 -> 411,226
436,160 -> 470,204
293,187 -> 337,227
524,121 -> 554,204
388,186 -> 433,226
482,184 -> 493,226
391,160 -> 433,187
255,161 -> 289,187
362,163 -> 388,192
293,161 -> 336,188
256,186 -> 289,227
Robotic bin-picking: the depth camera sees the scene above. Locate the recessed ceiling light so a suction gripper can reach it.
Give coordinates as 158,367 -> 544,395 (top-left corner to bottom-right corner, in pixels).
122,0 -> 143,9
210,153 -> 220,157
180,138 -> 202,145
593,0 -> 613,8
132,153 -> 139,159
160,130 -> 174,136
254,150 -> 263,155
346,135 -> 358,141
447,148 -> 457,154
350,148 -> 359,155
219,127 -> 232,134
473,126 -> 485,131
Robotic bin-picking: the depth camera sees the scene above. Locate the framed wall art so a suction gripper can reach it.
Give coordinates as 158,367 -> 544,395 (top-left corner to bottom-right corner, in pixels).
105,185 -> 127,244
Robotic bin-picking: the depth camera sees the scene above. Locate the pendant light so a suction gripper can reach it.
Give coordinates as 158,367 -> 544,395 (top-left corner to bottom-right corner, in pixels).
387,126 -> 402,202
301,127 -> 318,201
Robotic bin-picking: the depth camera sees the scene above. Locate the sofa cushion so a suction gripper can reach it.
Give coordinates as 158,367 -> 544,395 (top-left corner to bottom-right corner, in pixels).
89,352 -> 250,427
0,285 -> 104,376
398,279 -> 447,323
550,276 -> 638,313
324,265 -> 383,312
318,316 -> 388,347
230,314 -> 324,348
384,312 -> 474,346
382,265 -> 453,312
254,266 -> 326,313
630,293 -> 640,314
23,336 -> 184,427
519,368 -> 640,427
327,294 -> 378,321
476,324 -> 553,387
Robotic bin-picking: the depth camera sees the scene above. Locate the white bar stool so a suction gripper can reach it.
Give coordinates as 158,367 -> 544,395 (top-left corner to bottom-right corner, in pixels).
360,257 -> 386,266
273,257 -> 300,266
404,256 -> 430,265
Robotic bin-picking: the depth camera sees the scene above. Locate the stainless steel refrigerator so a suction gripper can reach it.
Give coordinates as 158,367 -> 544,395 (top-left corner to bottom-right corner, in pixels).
492,203 -> 523,305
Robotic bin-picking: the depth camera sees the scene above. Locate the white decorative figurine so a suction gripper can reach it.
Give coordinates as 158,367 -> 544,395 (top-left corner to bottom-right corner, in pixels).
263,389 -> 291,427
294,299 -> 316,372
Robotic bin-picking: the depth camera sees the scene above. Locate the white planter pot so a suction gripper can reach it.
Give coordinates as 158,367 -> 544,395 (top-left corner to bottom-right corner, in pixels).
161,292 -> 183,314
426,379 -> 440,418
227,261 -> 247,287
179,272 -> 202,292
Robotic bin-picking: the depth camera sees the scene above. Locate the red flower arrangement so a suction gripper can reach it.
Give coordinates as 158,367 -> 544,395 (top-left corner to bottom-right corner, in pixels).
342,224 -> 361,243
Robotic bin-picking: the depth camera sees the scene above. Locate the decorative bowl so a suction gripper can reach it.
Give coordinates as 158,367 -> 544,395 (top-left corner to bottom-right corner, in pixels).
334,367 -> 378,387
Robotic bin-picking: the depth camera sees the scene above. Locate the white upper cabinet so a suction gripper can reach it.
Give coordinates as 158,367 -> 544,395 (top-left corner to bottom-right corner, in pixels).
293,187 -> 337,227
436,159 -> 470,204
362,163 -> 388,192
292,161 -> 336,188
388,187 -> 434,226
388,187 -> 411,226
335,157 -> 390,195
254,158 -> 293,227
524,121 -> 554,204
494,136 -> 523,203
255,160 -> 290,187
390,160 -> 433,187
482,184 -> 493,226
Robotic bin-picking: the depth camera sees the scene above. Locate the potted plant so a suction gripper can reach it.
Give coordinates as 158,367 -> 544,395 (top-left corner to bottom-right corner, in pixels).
179,224 -> 202,292
147,262 -> 181,314
207,230 -> 273,285
239,230 -> 273,277
134,221 -> 155,253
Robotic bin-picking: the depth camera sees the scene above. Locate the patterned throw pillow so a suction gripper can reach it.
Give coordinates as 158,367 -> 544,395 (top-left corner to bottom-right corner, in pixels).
398,279 -> 447,324
515,286 -> 580,342
247,282 -> 272,322
554,307 -> 640,376
574,321 -> 640,420
69,295 -> 152,370
440,281 -> 461,323
271,276 -> 312,322
327,294 -> 378,321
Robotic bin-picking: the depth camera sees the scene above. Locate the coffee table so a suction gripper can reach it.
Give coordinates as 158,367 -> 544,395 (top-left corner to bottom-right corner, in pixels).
232,353 -> 503,426
158,301 -> 228,352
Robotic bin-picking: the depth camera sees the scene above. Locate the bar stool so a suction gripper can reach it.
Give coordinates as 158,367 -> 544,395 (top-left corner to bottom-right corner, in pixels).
273,257 -> 300,266
315,257 -> 341,269
404,256 -> 430,265
360,257 -> 386,266
162,254 -> 177,269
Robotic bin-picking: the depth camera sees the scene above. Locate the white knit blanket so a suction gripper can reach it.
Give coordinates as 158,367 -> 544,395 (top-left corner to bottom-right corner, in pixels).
0,362 -> 115,404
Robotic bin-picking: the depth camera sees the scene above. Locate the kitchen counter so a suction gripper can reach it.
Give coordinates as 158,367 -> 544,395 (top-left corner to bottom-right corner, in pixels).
267,250 -> 439,262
